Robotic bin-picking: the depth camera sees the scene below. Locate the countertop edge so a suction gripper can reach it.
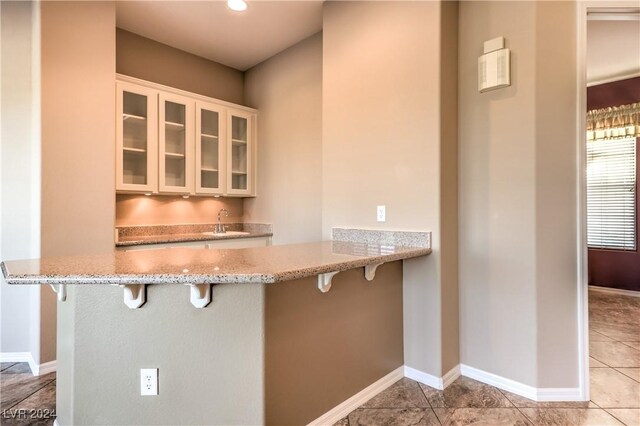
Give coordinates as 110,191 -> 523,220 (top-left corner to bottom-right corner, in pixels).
2,247 -> 431,286
115,232 -> 274,247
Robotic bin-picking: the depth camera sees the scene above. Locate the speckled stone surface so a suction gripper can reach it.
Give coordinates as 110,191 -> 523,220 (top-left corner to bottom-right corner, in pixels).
1,241 -> 431,286
115,223 -> 273,247
332,228 -> 431,248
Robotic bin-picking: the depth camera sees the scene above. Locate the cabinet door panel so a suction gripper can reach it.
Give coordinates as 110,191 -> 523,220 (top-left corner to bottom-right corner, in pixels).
226,109 -> 255,196
116,83 -> 158,193
159,93 -> 194,194
195,102 -> 226,195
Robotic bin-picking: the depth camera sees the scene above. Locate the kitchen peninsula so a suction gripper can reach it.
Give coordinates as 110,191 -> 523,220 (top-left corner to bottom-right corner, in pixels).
1,229 -> 431,425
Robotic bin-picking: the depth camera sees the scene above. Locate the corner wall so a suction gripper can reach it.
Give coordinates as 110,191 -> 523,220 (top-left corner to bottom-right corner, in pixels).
459,0 -> 579,389
40,1 -> 116,418
0,0 -> 42,363
243,33 -> 323,244
322,0 -> 459,378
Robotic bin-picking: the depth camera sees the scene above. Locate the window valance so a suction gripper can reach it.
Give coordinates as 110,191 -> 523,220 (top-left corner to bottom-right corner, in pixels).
587,102 -> 640,141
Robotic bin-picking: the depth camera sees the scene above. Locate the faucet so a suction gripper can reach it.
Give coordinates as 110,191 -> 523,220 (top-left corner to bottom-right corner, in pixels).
215,208 -> 229,234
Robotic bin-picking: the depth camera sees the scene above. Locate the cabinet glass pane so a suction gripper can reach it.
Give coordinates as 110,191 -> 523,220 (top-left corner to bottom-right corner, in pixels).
164,101 -> 186,187
201,109 -> 220,189
122,91 -> 148,185
231,115 -> 248,190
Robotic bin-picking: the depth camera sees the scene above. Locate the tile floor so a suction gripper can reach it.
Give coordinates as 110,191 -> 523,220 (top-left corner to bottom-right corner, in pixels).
0,289 -> 637,425
335,289 -> 640,426
0,363 -> 56,425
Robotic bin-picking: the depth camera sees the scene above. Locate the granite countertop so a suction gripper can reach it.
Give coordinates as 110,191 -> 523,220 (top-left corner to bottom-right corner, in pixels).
1,241 -> 431,286
115,223 -> 273,247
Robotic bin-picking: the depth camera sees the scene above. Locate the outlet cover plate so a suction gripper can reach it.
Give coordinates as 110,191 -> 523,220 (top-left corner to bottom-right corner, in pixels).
140,368 -> 158,396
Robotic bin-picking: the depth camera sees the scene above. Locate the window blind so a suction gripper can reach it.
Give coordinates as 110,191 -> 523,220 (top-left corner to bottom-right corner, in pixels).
587,136 -> 637,250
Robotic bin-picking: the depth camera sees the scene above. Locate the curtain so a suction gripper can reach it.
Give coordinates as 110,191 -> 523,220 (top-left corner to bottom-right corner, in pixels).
587,102 -> 640,141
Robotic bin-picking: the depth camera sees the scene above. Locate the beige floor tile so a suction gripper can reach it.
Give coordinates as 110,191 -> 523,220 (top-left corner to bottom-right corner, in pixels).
590,357 -> 609,368
348,408 -> 440,426
590,341 -> 640,368
419,376 -> 512,408
606,409 -> 640,426
362,378 -> 429,409
591,322 -> 640,343
615,368 -> 640,383
591,330 -> 614,342
590,368 -> 640,408
444,408 -> 532,425
533,408 -> 623,425
332,417 -> 349,426
623,342 -> 640,351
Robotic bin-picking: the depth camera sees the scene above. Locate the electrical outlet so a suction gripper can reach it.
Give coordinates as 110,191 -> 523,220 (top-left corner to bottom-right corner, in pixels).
140,368 -> 158,396
377,205 -> 386,222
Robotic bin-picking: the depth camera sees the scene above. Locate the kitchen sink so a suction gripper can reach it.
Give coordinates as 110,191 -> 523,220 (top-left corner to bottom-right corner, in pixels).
201,231 -> 250,237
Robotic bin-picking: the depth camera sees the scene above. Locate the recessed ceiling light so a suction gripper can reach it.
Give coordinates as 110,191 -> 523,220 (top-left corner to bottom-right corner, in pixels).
227,0 -> 247,12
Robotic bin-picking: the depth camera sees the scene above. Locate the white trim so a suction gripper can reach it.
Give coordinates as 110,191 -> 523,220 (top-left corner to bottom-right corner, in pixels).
460,364 -> 538,400
0,353 -> 57,376
35,360 -> 56,376
306,366 -> 404,426
404,364 -> 460,391
589,285 -> 640,298
460,364 -> 584,402
53,419 -> 61,426
116,74 -> 258,114
587,71 -> 640,87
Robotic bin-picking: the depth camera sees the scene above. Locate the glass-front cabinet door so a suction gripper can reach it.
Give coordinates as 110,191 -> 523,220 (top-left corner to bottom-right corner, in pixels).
195,102 -> 226,195
159,93 -> 194,194
116,82 -> 158,193
227,109 -> 253,196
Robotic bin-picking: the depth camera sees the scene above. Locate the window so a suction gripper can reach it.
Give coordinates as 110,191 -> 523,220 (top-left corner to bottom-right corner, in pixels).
587,137 -> 637,250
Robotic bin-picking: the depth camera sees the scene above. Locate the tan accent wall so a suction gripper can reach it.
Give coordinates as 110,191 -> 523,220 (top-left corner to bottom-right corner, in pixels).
322,1 -> 459,377
116,28 -> 244,104
265,262 -> 404,425
243,33 -> 323,244
115,195 -> 243,227
458,1 -> 579,387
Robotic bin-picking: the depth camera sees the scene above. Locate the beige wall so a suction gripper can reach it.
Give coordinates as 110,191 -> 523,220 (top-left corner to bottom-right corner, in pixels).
116,28 -> 244,104
40,0 -> 116,415
458,0 -> 578,388
322,1 -> 459,377
116,195 -> 243,227
243,33 -> 323,244
0,0 -> 42,360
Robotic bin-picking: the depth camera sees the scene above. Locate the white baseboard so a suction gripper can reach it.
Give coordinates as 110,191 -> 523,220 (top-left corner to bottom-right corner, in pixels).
404,364 -> 460,390
589,285 -> 640,298
34,360 -> 57,376
0,352 -> 56,376
460,364 -> 584,402
53,419 -> 61,426
307,366 -> 404,426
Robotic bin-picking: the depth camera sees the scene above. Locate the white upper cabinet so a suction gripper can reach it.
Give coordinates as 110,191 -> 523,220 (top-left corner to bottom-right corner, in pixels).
115,76 -> 257,197
195,101 -> 226,195
116,82 -> 158,193
227,109 -> 254,196
159,93 -> 195,194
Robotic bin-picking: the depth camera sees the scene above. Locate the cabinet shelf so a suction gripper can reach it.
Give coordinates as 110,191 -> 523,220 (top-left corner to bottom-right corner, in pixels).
123,147 -> 147,154
201,134 -> 218,139
232,170 -> 247,175
201,168 -> 219,172
232,139 -> 247,145
123,113 -> 146,121
165,121 -> 185,129
165,152 -> 185,158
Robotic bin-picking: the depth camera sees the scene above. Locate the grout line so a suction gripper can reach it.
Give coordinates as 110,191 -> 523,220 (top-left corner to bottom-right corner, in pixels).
0,363 -> 17,372
612,368 -> 640,384
603,408 -> 631,426
6,377 -> 56,411
413,377 -> 446,426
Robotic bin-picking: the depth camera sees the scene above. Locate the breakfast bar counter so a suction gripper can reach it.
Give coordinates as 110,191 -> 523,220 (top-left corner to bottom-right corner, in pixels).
1,240 -> 431,285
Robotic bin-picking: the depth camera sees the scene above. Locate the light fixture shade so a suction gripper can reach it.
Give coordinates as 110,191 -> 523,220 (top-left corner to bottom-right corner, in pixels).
227,0 -> 247,12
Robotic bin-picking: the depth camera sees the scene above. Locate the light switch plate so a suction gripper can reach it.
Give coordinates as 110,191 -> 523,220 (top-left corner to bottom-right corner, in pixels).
377,205 -> 386,222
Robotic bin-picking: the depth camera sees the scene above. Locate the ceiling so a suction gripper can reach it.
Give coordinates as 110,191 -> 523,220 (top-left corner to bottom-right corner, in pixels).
116,1 -> 324,71
587,19 -> 640,85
